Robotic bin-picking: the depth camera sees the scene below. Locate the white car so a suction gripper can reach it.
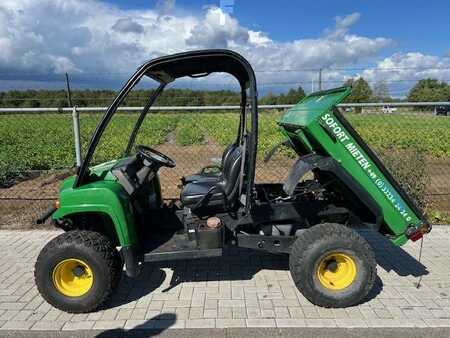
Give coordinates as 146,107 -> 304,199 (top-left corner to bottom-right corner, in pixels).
382,105 -> 397,114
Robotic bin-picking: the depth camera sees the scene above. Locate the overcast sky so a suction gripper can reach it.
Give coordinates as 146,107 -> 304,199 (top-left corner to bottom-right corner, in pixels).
0,0 -> 449,96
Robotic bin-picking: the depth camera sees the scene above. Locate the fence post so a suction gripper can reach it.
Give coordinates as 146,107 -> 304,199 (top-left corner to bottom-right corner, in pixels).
72,106 -> 82,167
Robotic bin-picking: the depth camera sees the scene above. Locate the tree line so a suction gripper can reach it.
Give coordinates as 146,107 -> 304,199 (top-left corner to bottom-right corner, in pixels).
344,78 -> 450,103
0,78 -> 448,108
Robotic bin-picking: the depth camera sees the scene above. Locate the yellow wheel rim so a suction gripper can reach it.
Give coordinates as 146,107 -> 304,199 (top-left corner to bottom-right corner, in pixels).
52,258 -> 93,297
317,253 -> 357,290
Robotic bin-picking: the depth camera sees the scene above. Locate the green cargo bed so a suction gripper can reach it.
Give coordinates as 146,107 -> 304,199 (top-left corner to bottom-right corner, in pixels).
278,86 -> 430,245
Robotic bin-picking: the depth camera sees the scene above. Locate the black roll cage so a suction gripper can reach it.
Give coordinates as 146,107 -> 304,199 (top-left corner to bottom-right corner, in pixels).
75,49 -> 258,211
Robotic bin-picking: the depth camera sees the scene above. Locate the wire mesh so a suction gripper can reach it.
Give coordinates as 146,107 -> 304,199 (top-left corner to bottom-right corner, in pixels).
0,107 -> 449,228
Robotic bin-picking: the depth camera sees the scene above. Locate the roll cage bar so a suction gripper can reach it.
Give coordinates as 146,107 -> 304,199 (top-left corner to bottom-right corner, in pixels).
74,49 -> 258,210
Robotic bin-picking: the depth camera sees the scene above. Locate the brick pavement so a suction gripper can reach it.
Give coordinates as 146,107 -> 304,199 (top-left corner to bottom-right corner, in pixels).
0,227 -> 449,331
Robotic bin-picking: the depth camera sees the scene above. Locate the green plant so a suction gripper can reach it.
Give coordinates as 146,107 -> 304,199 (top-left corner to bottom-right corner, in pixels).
175,116 -> 204,146
376,147 -> 430,210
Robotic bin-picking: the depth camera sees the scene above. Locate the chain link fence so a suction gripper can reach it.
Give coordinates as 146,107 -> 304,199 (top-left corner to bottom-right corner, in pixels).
0,105 -> 449,228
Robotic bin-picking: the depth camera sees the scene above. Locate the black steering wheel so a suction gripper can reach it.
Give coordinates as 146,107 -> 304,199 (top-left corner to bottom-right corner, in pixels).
136,145 -> 176,168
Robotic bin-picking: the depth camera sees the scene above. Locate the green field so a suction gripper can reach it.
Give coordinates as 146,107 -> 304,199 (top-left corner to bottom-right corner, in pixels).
1,111 -> 449,186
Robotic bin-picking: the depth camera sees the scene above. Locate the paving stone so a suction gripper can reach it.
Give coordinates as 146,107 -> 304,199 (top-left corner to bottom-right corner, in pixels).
218,299 -> 245,307
216,318 -> 246,328
246,318 -> 276,327
218,306 -> 232,319
164,300 -> 191,308
124,319 -> 153,330
145,310 -> 161,319
130,307 -> 147,320
62,321 -> 95,330
203,308 -> 217,319
423,318 -> 450,327
232,307 -> 247,319
204,299 -> 217,309
70,313 -> 89,322
93,320 -> 126,330
335,318 -> 368,328
147,300 -> 164,311
185,318 -> 215,328
302,306 -> 320,319
0,302 -> 26,310
0,310 -> 20,321
11,310 -> 33,321
305,319 -> 337,327
189,307 -> 204,319
30,321 -> 65,330
0,320 -> 34,330
276,318 -> 307,327
101,309 -> 119,321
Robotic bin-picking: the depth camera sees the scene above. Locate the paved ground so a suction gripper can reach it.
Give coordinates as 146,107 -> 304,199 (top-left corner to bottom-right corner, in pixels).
1,328 -> 450,337
0,227 -> 450,334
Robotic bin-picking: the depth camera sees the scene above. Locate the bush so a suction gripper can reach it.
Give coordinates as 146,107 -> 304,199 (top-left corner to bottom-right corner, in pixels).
376,148 -> 430,210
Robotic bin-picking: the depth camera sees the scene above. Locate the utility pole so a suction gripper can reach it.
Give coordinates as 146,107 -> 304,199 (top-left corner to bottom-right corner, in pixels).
318,68 -> 323,91
65,72 -> 73,107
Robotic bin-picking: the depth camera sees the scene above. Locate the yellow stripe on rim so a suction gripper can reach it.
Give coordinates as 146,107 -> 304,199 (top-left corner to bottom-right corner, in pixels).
317,252 -> 357,290
52,258 -> 94,297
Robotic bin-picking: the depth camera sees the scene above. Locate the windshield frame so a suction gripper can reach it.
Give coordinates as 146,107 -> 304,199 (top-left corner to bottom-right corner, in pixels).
74,50 -> 259,210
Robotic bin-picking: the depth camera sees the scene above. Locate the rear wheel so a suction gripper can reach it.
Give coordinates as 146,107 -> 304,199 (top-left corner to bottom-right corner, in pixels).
34,230 -> 122,313
289,223 -> 376,308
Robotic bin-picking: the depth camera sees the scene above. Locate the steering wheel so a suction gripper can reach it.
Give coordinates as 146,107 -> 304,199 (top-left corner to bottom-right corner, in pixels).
136,145 -> 176,168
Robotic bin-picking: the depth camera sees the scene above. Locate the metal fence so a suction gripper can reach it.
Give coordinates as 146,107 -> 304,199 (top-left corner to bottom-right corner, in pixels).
0,103 -> 449,228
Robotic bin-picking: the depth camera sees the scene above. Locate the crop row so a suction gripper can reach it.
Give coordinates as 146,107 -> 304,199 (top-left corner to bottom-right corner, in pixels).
1,112 -> 449,186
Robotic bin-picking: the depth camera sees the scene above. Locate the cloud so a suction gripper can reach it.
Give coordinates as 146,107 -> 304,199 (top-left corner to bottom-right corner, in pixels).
0,0 -> 444,96
112,17 -> 144,34
326,12 -> 361,39
186,7 -> 249,48
362,52 -> 450,81
359,52 -> 450,96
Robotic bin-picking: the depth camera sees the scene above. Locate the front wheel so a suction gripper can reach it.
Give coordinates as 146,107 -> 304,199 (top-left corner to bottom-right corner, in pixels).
289,223 -> 376,308
34,230 -> 122,313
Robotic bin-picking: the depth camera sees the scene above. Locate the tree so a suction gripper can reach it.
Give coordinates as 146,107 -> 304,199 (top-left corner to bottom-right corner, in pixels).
284,86 -> 306,104
408,78 -> 450,102
372,81 -> 391,102
343,77 -> 373,103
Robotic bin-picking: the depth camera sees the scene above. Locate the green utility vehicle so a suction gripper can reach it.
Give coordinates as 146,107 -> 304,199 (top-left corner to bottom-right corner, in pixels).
34,50 -> 431,313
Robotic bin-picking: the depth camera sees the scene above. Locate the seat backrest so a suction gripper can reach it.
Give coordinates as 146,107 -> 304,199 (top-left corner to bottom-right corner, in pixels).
220,145 -> 243,198
221,142 -> 237,167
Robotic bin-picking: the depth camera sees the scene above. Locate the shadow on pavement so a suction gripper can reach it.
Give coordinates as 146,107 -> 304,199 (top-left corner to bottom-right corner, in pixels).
95,313 -> 176,337
357,229 -> 429,277
100,229 -> 427,311
101,268 -> 167,310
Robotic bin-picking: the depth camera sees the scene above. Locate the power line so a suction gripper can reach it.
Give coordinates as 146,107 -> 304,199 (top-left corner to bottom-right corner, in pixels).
0,65 -> 450,77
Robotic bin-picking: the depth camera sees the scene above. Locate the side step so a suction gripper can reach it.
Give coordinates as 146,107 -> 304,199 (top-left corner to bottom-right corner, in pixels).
142,231 -> 223,263
144,248 -> 222,262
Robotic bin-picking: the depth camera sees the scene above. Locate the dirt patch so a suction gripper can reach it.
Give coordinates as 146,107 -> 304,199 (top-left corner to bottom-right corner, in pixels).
0,144 -> 448,229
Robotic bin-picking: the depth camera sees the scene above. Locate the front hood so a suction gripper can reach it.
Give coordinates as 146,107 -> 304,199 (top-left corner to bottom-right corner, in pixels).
59,158 -> 127,193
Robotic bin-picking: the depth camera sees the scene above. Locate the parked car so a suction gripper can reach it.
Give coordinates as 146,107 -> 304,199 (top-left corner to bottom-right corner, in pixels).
382,105 -> 397,114
436,105 -> 450,116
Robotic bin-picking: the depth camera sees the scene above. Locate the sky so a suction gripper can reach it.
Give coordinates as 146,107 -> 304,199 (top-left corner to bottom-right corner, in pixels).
0,0 -> 449,97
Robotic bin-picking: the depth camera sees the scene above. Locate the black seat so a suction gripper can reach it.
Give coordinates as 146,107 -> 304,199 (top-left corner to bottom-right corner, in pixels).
180,145 -> 243,208
181,143 -> 237,185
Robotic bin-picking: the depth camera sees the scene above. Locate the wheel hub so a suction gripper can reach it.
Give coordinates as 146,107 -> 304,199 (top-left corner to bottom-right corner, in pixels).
52,258 -> 93,297
317,253 -> 357,290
